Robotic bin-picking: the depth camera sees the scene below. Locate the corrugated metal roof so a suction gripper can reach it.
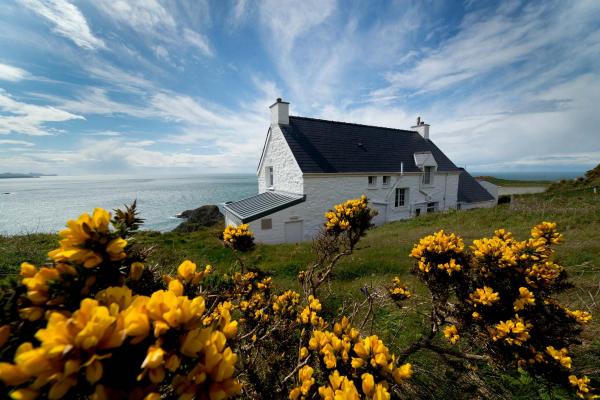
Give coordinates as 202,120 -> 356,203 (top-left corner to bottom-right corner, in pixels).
224,191 -> 306,223
458,169 -> 495,203
279,116 -> 460,173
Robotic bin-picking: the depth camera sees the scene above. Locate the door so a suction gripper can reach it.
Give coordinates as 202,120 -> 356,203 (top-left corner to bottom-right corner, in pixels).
372,203 -> 387,225
284,220 -> 303,243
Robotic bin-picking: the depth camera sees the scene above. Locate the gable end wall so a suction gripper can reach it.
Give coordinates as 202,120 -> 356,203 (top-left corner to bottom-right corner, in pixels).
258,126 -> 304,194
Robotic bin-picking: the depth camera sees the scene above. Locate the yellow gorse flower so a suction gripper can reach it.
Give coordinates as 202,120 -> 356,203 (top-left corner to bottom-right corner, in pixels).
531,222 -> 562,245
469,286 -> 500,307
324,195 -> 369,233
546,346 -> 571,369
443,325 -> 460,345
490,315 -> 532,346
48,208 -> 126,269
388,277 -> 411,300
564,308 -> 592,325
513,287 -> 535,311
569,375 -> 594,399
222,224 -> 254,252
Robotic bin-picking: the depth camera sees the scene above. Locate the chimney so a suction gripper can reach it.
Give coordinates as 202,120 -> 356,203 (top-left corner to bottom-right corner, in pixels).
269,98 -> 289,126
411,116 -> 430,140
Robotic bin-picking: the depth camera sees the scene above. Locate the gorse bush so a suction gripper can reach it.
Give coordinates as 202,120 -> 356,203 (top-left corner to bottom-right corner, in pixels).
0,197 -> 595,399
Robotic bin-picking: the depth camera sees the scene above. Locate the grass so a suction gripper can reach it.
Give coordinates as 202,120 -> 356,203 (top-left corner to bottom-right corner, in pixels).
1,189 -> 599,398
475,176 -> 552,187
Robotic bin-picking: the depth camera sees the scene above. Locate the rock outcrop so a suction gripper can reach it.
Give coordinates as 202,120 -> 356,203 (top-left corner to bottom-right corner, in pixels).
174,205 -> 223,232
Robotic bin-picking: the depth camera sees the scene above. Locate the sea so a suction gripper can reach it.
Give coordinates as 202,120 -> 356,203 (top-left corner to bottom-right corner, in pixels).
0,171 -> 584,236
0,174 -> 258,236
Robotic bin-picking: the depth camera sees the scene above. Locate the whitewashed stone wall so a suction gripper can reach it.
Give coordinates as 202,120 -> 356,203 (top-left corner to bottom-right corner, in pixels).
246,171 -> 462,243
257,126 -> 303,194
459,200 -> 496,210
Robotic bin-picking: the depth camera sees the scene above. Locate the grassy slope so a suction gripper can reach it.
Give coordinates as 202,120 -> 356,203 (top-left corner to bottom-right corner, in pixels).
1,189 -> 599,398
475,176 -> 551,187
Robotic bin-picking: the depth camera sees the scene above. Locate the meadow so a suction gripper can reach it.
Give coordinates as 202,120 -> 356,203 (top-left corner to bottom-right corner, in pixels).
1,187 -> 598,399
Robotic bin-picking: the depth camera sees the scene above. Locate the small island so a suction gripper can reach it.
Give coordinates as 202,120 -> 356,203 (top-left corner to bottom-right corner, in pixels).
0,172 -> 58,179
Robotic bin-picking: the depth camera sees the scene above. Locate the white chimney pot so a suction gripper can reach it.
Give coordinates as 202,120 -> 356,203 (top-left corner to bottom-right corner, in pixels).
411,117 -> 430,139
269,98 -> 289,126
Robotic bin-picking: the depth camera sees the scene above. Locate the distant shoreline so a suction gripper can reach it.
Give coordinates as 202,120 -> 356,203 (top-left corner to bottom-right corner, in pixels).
0,173 -> 58,179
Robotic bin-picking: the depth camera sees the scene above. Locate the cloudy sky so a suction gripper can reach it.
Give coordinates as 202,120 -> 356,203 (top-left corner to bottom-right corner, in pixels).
0,0 -> 598,175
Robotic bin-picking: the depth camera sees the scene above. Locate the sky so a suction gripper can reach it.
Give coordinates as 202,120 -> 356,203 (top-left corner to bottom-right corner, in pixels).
0,0 -> 598,175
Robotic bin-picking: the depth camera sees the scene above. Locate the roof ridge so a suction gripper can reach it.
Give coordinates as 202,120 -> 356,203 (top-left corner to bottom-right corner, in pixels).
289,115 -> 417,134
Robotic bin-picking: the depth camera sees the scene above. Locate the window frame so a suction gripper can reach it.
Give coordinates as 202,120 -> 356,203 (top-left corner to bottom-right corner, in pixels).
422,166 -> 435,185
368,176 -> 377,187
266,166 -> 274,188
261,218 -> 272,230
394,187 -> 407,208
427,202 -> 436,213
382,175 -> 391,186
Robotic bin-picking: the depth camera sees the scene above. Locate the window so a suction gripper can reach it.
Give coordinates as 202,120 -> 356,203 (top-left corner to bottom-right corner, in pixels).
382,176 -> 390,186
266,166 -> 274,188
395,188 -> 407,207
427,202 -> 437,213
368,176 -> 377,186
422,166 -> 434,185
261,218 -> 272,230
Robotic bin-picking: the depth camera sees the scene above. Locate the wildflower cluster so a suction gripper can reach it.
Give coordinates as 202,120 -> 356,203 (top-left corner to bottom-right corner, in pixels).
222,224 -> 255,252
443,325 -> 460,345
388,277 -> 412,301
410,230 -> 465,278
324,195 -> 370,233
0,206 -> 242,400
290,316 -> 413,399
410,222 -> 596,398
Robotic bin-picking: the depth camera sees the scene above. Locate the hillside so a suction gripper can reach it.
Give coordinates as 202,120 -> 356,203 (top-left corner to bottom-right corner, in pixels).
548,164 -> 600,192
1,187 -> 598,398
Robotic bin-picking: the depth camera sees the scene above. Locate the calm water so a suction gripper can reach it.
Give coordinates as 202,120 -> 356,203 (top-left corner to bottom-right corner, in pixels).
0,174 -> 257,235
0,171 -> 585,235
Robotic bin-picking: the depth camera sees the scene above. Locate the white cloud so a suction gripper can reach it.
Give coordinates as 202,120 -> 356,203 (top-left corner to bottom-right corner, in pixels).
371,2 -> 600,99
0,139 -> 35,146
0,63 -> 28,81
183,28 -> 213,57
93,0 -> 175,33
0,91 -> 84,136
19,0 -> 105,50
152,45 -> 170,61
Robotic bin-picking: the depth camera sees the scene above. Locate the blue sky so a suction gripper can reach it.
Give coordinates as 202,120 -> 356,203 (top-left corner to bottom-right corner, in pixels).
0,0 -> 598,175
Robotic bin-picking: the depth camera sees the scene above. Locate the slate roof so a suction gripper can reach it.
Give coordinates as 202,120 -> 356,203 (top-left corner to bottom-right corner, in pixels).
457,169 -> 495,203
278,116 -> 461,173
224,191 -> 306,223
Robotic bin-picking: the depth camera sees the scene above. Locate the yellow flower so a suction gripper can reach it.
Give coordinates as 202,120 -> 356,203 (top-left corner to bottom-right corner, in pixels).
130,262 -> 144,280
469,286 -> 500,306
569,375 -> 593,399
142,345 -> 165,369
168,279 -> 184,296
546,346 -> 571,369
490,315 -> 531,346
49,208 -> 125,269
565,309 -> 592,325
513,287 -> 535,311
361,372 -> 375,396
392,363 -> 413,383
300,347 -> 308,359
443,325 -> 460,344
178,260 -> 197,282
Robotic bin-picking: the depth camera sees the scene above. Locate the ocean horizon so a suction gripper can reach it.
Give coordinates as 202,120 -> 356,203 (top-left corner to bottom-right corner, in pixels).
0,170 -> 586,236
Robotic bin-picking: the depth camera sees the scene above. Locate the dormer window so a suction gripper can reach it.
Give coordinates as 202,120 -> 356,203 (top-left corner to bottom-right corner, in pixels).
382,176 -> 390,186
368,176 -> 377,187
267,166 -> 274,188
422,166 -> 434,185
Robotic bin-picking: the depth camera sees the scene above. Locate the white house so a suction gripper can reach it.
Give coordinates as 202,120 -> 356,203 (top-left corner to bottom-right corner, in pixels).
224,99 -> 495,244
